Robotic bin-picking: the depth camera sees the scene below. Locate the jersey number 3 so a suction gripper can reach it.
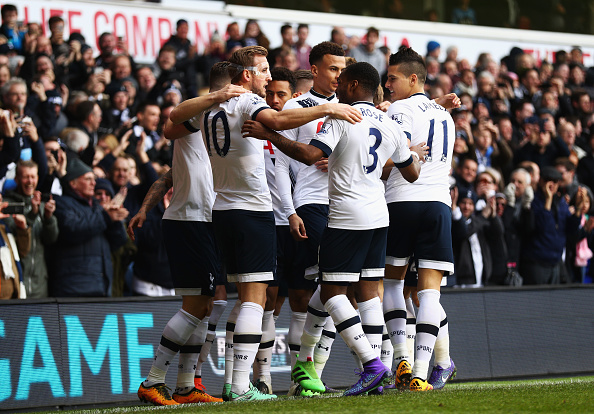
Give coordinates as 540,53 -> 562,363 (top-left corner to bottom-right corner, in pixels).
364,128 -> 382,174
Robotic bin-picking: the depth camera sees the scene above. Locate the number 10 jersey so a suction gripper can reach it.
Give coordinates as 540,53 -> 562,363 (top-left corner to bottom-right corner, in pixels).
188,92 -> 273,212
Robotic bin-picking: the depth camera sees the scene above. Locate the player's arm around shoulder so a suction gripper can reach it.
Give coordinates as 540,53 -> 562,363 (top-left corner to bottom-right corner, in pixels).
255,102 -> 362,131
242,120 -> 324,166
169,84 -> 246,125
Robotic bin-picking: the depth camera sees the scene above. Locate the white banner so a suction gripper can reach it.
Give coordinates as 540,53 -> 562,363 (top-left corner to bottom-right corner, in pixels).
13,0 -> 594,66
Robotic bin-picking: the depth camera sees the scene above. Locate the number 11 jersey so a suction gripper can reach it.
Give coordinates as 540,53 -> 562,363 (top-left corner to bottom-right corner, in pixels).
385,93 -> 455,206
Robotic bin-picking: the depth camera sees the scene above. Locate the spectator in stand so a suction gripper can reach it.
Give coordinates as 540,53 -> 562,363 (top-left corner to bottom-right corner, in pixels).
73,100 -> 102,165
452,0 -> 477,25
0,4 -> 25,55
135,65 -> 156,105
511,99 -> 536,150
571,90 -> 591,128
426,40 -> 441,60
567,63 -> 586,93
453,69 -> 477,97
520,166 -> 581,285
105,130 -> 159,220
49,158 -> 128,297
82,70 -> 111,110
501,168 -> 534,281
225,22 -> 245,55
101,85 -> 132,136
554,157 -> 580,201
294,24 -> 312,70
350,27 -> 386,75
39,137 -> 67,197
3,77 -> 57,142
149,45 -> 195,101
558,120 -> 586,163
517,68 -> 540,103
95,32 -> 135,72
454,156 -> 479,196
0,192 -> 31,300
269,24 -> 295,68
68,43 -> 96,92
3,160 -> 58,298
132,186 -> 175,296
242,20 -> 270,50
106,54 -> 133,94
48,16 -> 69,61
515,116 -> 570,169
163,19 -> 196,70
451,187 -> 504,287
566,187 -> 594,283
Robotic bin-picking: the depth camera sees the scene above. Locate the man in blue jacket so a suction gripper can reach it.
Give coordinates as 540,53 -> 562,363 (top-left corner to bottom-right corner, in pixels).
520,166 -> 582,284
49,158 -> 128,296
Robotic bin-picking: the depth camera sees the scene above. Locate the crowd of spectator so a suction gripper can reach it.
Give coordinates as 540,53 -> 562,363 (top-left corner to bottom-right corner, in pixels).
0,2 -> 593,299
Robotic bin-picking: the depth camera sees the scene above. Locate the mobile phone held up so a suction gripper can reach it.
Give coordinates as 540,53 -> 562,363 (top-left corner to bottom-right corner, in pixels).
2,202 -> 25,215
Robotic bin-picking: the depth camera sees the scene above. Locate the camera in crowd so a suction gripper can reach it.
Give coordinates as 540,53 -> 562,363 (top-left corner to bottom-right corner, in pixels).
2,202 -> 25,215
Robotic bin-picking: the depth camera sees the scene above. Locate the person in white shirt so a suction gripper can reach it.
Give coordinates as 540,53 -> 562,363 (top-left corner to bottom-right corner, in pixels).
242,61 -> 422,396
132,62 -> 245,406
172,46 -> 362,402
383,47 -> 456,392
274,42 -> 346,390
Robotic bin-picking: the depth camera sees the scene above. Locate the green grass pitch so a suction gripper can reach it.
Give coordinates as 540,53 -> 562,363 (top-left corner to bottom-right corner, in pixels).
58,376 -> 594,414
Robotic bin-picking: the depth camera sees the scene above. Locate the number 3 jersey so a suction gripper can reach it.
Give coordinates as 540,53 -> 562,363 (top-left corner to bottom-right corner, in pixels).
385,93 -> 455,206
187,92 -> 273,212
310,101 -> 412,230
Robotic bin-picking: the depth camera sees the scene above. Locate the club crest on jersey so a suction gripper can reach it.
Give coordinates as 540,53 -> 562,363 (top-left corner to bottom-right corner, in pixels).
391,113 -> 404,124
318,122 -> 332,135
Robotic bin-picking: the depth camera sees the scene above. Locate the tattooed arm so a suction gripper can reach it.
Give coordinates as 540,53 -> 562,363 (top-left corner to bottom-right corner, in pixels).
127,169 -> 173,240
241,120 -> 324,165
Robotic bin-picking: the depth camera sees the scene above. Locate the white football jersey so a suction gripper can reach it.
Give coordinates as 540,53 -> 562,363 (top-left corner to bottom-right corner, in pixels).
276,89 -> 336,217
385,93 -> 454,206
163,131 -> 215,222
311,101 -> 412,230
187,93 -> 273,212
263,140 -> 289,225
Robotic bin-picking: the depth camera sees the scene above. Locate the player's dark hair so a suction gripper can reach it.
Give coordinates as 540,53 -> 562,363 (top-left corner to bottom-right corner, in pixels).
341,62 -> 379,95
309,41 -> 344,67
270,67 -> 296,94
210,61 -> 233,91
389,47 -> 427,85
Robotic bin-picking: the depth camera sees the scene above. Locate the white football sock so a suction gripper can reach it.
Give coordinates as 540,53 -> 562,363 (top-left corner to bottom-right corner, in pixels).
314,316 -> 335,377
224,300 -> 241,385
383,279 -> 409,364
196,300 -> 227,377
358,297 -> 384,359
405,296 -> 416,368
434,303 -> 451,368
325,294 -> 375,365
255,310 -> 275,380
176,316 -> 208,393
381,324 -> 393,369
299,287 -> 328,363
412,289 -> 441,381
288,312 -> 307,367
145,309 -> 200,387
231,302 -> 263,395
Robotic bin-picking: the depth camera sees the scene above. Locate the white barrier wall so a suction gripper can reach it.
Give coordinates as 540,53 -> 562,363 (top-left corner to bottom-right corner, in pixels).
14,0 -> 594,65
